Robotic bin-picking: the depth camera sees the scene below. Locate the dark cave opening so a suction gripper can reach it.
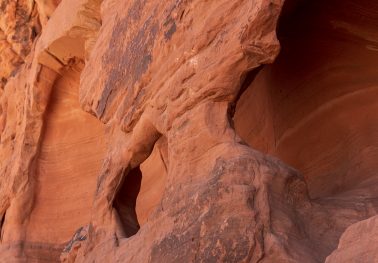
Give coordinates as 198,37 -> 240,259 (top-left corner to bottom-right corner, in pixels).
113,167 -> 142,238
234,0 -> 378,199
232,0 -> 378,259
0,210 -> 6,242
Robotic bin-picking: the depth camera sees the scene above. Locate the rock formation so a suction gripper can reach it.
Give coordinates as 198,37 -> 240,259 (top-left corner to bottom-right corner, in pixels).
0,0 -> 377,262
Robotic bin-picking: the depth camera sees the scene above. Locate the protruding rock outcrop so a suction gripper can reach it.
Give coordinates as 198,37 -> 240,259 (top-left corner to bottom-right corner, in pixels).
0,0 -> 377,262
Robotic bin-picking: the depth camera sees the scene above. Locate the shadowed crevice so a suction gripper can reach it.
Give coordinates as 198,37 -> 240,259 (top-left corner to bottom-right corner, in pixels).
229,66 -> 263,123
0,210 -> 6,242
113,167 -> 142,238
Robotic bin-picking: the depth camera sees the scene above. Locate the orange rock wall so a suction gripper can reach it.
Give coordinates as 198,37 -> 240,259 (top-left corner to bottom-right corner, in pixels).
0,0 -> 41,88
234,0 -> 378,198
26,64 -> 106,245
0,0 -> 377,262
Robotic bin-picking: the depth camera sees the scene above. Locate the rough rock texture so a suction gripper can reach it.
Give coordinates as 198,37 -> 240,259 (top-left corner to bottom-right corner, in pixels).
325,215 -> 378,263
234,0 -> 378,199
0,0 -> 39,88
0,0 -> 377,262
233,1 -> 378,259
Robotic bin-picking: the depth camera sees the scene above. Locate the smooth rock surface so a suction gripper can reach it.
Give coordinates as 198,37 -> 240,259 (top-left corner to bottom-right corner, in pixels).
26,63 -> 106,245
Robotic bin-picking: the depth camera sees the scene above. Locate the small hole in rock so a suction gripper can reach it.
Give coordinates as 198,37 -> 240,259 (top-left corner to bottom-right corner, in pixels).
0,211 -> 6,242
113,166 -> 142,238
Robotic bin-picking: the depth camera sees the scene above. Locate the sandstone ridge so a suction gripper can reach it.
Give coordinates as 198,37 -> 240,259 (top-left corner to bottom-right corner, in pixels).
0,0 -> 377,262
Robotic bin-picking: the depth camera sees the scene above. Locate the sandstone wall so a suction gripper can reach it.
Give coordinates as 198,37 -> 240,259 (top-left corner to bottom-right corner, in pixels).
0,0 -> 377,262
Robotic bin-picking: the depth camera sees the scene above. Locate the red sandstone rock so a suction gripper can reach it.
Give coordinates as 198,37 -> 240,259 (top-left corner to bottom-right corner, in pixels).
0,0 -> 41,88
0,0 -> 377,262
325,215 -> 378,263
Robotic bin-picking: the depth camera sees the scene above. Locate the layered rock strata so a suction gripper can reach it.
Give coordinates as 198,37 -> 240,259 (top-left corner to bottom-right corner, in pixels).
0,0 -> 377,262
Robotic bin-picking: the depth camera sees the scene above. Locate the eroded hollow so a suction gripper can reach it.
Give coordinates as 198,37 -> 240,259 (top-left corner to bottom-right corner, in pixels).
234,0 -> 378,259
234,0 -> 378,199
25,62 -> 106,260
234,0 -> 378,262
0,211 -> 5,242
114,167 -> 142,238
114,136 -> 168,237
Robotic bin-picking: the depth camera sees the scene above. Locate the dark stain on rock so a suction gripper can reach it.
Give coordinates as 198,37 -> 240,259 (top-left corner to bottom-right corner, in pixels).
13,2 -> 36,58
0,0 -> 9,12
162,0 -> 184,41
151,157 -> 255,262
164,19 -> 176,40
63,226 -> 88,253
97,0 -> 159,119
1,77 -> 7,86
150,229 -> 198,262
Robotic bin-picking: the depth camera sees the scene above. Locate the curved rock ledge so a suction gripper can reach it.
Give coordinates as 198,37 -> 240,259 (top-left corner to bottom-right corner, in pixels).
0,0 -> 377,262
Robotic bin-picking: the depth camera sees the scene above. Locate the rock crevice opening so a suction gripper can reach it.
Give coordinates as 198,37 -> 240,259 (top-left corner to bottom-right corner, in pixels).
113,167 -> 142,238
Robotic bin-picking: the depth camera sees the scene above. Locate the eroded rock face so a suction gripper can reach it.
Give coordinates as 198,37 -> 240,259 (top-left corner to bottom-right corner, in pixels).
325,215 -> 378,263
0,0 -> 40,88
0,0 -> 377,262
26,63 -> 106,250
0,0 -> 62,88
234,0 -> 378,199
233,0 -> 378,260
